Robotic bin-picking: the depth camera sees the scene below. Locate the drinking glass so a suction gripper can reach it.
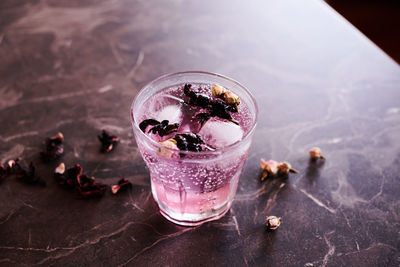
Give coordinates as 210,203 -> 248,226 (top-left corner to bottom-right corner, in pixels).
131,71 -> 258,226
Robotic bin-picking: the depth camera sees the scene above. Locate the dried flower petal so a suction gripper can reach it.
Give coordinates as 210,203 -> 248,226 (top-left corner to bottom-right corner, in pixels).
41,132 -> 64,161
55,163 -> 65,175
98,130 -> 120,152
260,159 -> 279,181
266,216 -> 281,230
183,84 -> 238,124
54,163 -> 106,198
54,163 -> 82,189
0,164 -> 7,182
14,160 -> 46,186
277,161 -> 298,175
76,174 -> 106,198
309,147 -> 326,160
111,178 -> 132,194
148,120 -> 179,137
1,159 -> 18,182
212,84 -> 227,97
158,139 -> 178,158
139,119 -> 160,132
174,133 -> 204,153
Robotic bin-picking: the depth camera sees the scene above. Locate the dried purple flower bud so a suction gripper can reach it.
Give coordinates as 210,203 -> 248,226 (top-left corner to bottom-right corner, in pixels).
260,159 -> 279,181
266,216 -> 281,230
98,130 -> 120,152
212,84 -> 227,97
41,132 -> 64,161
309,147 -> 326,160
111,178 -> 132,194
277,161 -> 298,175
14,160 -> 46,186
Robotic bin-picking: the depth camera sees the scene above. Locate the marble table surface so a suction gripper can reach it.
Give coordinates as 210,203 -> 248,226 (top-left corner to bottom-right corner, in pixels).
0,0 -> 399,266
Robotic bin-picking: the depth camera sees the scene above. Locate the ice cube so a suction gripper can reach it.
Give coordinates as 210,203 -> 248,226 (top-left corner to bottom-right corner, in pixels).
198,118 -> 243,148
156,104 -> 182,124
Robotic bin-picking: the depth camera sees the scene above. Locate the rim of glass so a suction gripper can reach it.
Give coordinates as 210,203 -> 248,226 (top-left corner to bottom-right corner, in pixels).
130,71 -> 259,156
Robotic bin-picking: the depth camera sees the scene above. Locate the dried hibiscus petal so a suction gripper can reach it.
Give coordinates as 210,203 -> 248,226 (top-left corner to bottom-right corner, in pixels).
111,178 -> 132,194
98,130 -> 120,152
148,120 -> 179,137
76,174 -> 106,198
183,84 -> 238,124
14,160 -> 46,186
195,112 -> 212,127
174,133 -> 204,152
0,164 -> 8,182
54,163 -> 106,198
41,132 -> 64,161
54,163 -> 82,189
139,119 -> 160,132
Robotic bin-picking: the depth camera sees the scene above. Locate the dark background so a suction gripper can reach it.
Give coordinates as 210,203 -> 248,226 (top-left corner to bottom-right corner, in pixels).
326,0 -> 400,63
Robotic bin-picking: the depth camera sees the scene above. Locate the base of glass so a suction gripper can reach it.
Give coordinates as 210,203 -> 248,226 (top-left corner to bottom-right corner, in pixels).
158,200 -> 232,226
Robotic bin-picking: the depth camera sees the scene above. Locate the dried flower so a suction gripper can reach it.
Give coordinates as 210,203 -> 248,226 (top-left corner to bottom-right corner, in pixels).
266,216 -> 281,230
111,178 -> 132,194
211,84 -> 227,97
223,91 -> 240,111
139,119 -> 179,137
41,132 -> 64,161
54,163 -> 82,189
14,160 -> 46,186
0,164 -> 7,182
98,130 -> 120,152
7,160 -> 16,170
54,163 -> 106,198
211,84 -> 240,111
76,174 -> 107,198
158,139 -> 178,158
139,119 -> 160,132
184,84 -> 238,124
149,120 -> 179,137
55,162 -> 65,175
309,147 -> 326,160
174,133 -> 204,153
260,159 -> 279,181
277,161 -> 298,175
1,159 -> 17,182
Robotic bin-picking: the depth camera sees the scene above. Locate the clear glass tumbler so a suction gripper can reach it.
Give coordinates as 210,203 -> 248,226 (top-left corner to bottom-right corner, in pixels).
131,71 -> 258,226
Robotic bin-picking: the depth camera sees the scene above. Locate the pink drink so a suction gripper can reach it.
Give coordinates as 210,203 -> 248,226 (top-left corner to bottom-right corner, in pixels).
131,72 -> 258,226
